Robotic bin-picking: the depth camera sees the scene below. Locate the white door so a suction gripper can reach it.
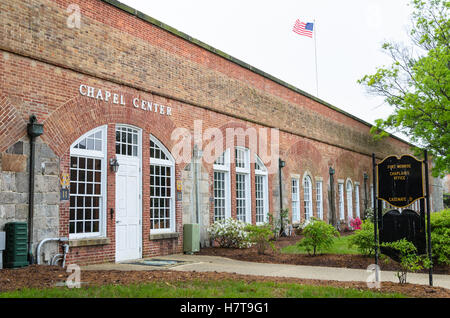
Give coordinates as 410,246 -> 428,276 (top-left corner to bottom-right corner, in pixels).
115,156 -> 141,262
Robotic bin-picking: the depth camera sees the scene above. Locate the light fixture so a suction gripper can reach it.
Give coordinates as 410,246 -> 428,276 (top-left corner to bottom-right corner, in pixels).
329,167 -> 335,175
109,157 -> 120,173
279,158 -> 286,168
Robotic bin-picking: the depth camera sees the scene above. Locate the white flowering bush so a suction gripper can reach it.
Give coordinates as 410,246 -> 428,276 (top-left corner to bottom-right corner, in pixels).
208,218 -> 251,248
299,218 -> 316,230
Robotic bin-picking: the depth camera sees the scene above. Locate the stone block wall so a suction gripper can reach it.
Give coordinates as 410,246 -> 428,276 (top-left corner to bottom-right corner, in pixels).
0,138 -> 60,264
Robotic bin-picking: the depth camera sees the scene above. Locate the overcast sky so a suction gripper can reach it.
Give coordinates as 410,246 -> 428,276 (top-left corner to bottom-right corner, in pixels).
119,0 -> 414,139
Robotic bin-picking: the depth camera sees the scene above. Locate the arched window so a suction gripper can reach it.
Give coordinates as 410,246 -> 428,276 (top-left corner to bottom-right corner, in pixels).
303,175 -> 313,220
338,182 -> 345,220
315,180 -> 323,220
213,149 -> 231,221
291,178 -> 300,222
235,147 -> 251,223
255,155 -> 268,224
355,183 -> 360,218
346,180 -> 353,219
150,135 -> 175,233
69,125 -> 107,238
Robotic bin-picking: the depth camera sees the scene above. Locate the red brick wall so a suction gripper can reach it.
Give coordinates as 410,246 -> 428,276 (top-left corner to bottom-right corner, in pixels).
0,0 -> 411,157
0,0 -> 416,264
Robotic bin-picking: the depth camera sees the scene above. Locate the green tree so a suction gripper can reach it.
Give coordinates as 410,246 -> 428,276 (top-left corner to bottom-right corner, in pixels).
358,0 -> 449,177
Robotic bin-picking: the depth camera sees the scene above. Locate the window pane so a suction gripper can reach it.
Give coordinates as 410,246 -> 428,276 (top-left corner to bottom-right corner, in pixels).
214,171 -> 226,221
236,173 -> 247,222
69,155 -> 102,235
150,164 -> 172,230
255,175 -> 266,223
304,176 -> 312,220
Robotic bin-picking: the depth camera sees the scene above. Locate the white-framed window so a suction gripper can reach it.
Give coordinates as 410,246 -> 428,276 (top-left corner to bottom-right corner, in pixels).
316,180 -> 323,220
255,155 -> 268,224
370,185 -> 374,208
355,184 -> 360,218
346,180 -> 353,219
303,175 -> 313,220
116,126 -> 139,157
213,149 -> 231,222
150,135 -> 175,233
291,178 -> 300,223
235,147 -> 251,223
69,125 -> 107,239
338,182 -> 345,220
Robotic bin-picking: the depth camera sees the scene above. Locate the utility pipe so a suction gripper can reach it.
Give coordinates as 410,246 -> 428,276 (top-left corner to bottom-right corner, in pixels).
27,115 -> 43,264
36,237 -> 68,265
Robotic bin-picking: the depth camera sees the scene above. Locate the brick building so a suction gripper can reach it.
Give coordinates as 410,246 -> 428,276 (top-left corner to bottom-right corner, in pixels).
0,0 -> 443,265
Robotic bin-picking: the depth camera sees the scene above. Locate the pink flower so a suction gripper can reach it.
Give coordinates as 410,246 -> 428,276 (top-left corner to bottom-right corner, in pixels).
350,217 -> 362,230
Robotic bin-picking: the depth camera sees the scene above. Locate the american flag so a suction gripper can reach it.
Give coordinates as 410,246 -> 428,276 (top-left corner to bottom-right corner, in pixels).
292,19 -> 314,38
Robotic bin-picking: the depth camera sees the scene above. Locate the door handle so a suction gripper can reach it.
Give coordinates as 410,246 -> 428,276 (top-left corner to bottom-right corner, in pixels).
116,220 -> 121,224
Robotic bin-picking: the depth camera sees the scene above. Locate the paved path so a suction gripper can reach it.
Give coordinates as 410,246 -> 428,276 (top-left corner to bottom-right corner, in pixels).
82,254 -> 450,290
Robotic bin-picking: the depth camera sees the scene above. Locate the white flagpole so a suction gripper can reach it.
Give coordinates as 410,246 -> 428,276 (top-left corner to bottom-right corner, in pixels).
313,19 -> 319,97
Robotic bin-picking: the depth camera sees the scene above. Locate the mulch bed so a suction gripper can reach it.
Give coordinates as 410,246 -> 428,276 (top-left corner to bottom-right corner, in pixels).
197,234 -> 450,275
0,234 -> 448,298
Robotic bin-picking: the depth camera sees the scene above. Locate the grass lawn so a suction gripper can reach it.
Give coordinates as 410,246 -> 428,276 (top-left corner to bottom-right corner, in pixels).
0,280 -> 405,298
281,234 -> 360,255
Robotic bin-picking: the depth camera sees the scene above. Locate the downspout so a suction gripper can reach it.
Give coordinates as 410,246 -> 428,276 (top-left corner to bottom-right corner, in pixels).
329,167 -> 336,227
193,144 -> 201,224
27,115 -> 44,264
363,173 -> 368,219
278,158 -> 285,236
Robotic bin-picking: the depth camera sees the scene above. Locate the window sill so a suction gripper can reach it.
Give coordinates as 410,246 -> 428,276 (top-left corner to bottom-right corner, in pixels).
149,232 -> 179,240
68,237 -> 111,247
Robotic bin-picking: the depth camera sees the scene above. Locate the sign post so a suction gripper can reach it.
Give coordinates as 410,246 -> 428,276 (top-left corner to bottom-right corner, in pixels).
423,150 -> 433,286
372,154 -> 379,278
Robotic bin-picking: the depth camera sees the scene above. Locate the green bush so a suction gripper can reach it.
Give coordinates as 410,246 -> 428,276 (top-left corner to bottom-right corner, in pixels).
348,220 -> 376,256
381,239 -> 430,284
429,209 -> 450,265
245,223 -> 276,255
208,218 -> 251,248
297,218 -> 340,256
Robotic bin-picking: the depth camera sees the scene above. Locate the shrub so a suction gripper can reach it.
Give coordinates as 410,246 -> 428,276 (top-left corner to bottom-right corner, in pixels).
208,218 -> 250,248
381,239 -> 430,284
429,209 -> 450,265
245,223 -> 276,255
297,218 -> 340,256
348,219 -> 376,256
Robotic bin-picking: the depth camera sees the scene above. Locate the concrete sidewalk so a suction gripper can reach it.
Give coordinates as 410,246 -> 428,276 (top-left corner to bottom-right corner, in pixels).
82,254 -> 450,290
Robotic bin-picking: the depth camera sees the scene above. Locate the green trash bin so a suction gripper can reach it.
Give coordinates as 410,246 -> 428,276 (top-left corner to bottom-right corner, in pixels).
4,222 -> 29,268
183,224 -> 200,254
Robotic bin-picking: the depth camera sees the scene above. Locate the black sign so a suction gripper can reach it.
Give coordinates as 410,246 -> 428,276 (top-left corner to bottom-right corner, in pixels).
377,155 -> 424,208
380,209 -> 426,261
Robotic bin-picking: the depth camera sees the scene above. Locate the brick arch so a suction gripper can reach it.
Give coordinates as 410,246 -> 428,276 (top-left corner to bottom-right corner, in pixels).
284,139 -> 325,179
335,151 -> 368,184
42,95 -> 177,158
0,93 -> 28,152
201,120 -> 278,175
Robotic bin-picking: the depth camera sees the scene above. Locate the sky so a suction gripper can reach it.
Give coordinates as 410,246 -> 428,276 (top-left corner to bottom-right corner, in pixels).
119,0 -> 415,140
